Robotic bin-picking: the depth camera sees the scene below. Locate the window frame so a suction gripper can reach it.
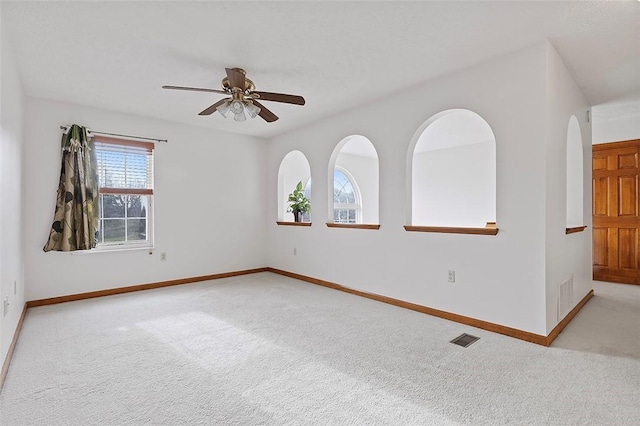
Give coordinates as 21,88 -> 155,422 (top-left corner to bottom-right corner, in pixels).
333,167 -> 361,224
93,136 -> 155,251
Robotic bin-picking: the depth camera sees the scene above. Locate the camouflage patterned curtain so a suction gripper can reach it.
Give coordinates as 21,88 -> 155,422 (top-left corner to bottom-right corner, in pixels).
43,124 -> 99,252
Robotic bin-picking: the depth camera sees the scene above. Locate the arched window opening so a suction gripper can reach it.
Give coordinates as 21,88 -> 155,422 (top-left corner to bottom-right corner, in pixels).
277,150 -> 311,222
333,168 -> 360,223
408,109 -> 496,228
566,115 -> 584,228
328,135 -> 379,224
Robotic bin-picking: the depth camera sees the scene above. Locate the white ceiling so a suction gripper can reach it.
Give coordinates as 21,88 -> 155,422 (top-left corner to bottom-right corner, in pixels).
2,1 -> 639,139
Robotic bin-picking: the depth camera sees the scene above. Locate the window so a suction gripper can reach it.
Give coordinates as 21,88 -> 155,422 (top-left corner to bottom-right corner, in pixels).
94,136 -> 154,248
333,168 -> 360,223
328,135 -> 379,225
302,179 -> 312,222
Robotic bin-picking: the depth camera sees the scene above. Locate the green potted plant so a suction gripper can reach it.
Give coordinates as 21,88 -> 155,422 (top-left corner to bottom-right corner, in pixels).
287,181 -> 311,222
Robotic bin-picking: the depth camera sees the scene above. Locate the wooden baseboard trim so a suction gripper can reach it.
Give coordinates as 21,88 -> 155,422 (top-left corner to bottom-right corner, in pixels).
545,289 -> 594,345
26,267 -> 269,308
266,267 -> 551,345
0,303 -> 28,391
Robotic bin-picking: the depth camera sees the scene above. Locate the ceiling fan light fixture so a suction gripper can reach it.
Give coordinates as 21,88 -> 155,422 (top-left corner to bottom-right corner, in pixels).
245,101 -> 260,118
230,99 -> 245,114
233,110 -> 247,122
217,100 -> 231,118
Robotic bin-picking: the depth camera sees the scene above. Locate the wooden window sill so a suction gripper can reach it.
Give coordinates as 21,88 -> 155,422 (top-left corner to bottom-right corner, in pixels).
404,225 -> 499,235
326,223 -> 380,230
276,221 -> 312,227
566,226 -> 587,235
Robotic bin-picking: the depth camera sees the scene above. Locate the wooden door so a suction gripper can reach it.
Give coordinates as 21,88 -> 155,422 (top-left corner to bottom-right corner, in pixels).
593,139 -> 640,285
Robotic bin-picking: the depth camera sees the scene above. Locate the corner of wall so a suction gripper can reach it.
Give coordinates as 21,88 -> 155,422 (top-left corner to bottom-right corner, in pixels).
542,40 -> 592,335
0,8 -> 27,371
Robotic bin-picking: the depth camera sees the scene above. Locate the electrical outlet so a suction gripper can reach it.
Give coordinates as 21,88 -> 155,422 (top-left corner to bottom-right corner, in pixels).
3,297 -> 9,316
293,248 -> 297,256
160,252 -> 167,261
448,270 -> 456,283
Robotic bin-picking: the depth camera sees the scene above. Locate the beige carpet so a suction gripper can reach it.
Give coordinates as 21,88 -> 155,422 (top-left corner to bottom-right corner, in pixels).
552,281 -> 640,359
1,272 -> 639,425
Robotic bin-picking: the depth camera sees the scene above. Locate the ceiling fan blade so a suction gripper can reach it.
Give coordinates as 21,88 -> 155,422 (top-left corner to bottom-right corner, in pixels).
252,100 -> 279,122
251,91 -> 305,106
198,99 -> 228,116
226,68 -> 246,90
162,85 -> 227,95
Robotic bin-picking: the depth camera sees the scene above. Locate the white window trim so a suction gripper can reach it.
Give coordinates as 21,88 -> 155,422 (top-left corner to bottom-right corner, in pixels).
94,137 -> 155,250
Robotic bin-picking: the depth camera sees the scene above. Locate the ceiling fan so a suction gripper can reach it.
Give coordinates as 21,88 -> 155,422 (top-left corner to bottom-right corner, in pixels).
162,68 -> 305,123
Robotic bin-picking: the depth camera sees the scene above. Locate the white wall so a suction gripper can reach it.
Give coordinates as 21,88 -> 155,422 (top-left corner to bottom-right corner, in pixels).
266,43 -> 549,335
24,98 -> 267,301
592,95 -> 640,144
412,142 -> 495,227
544,42 -> 592,334
0,11 -> 26,370
334,153 -> 379,224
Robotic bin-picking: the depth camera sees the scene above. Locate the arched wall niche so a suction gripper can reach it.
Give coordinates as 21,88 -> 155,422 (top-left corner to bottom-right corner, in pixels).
566,115 -> 584,228
407,109 -> 497,228
277,150 -> 311,222
327,135 -> 379,224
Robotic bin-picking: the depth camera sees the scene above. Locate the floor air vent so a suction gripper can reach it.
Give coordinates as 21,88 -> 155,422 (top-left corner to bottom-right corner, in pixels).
450,333 -> 480,348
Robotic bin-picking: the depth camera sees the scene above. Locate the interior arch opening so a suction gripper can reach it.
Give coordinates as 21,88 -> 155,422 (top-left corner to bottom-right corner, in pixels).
409,109 -> 496,228
328,135 -> 379,224
566,115 -> 584,228
277,150 -> 311,222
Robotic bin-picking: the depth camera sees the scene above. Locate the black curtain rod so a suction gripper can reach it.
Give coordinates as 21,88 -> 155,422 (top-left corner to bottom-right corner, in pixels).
59,125 -> 168,143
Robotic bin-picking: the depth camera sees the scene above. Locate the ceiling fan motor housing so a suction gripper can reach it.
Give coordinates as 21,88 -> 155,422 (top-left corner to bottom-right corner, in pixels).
222,68 -> 255,93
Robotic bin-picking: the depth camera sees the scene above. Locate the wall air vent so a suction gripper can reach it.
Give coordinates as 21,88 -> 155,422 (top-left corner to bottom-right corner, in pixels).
558,276 -> 574,321
450,333 -> 480,348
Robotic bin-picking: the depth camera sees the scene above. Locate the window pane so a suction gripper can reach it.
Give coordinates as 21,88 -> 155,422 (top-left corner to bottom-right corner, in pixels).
348,209 -> 356,223
333,169 -> 355,203
127,195 -> 148,218
103,219 -> 125,242
95,143 -> 153,190
100,150 -> 126,187
102,195 -> 125,218
335,170 -> 348,186
127,219 -> 147,241
125,152 -> 149,189
345,190 -> 355,204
